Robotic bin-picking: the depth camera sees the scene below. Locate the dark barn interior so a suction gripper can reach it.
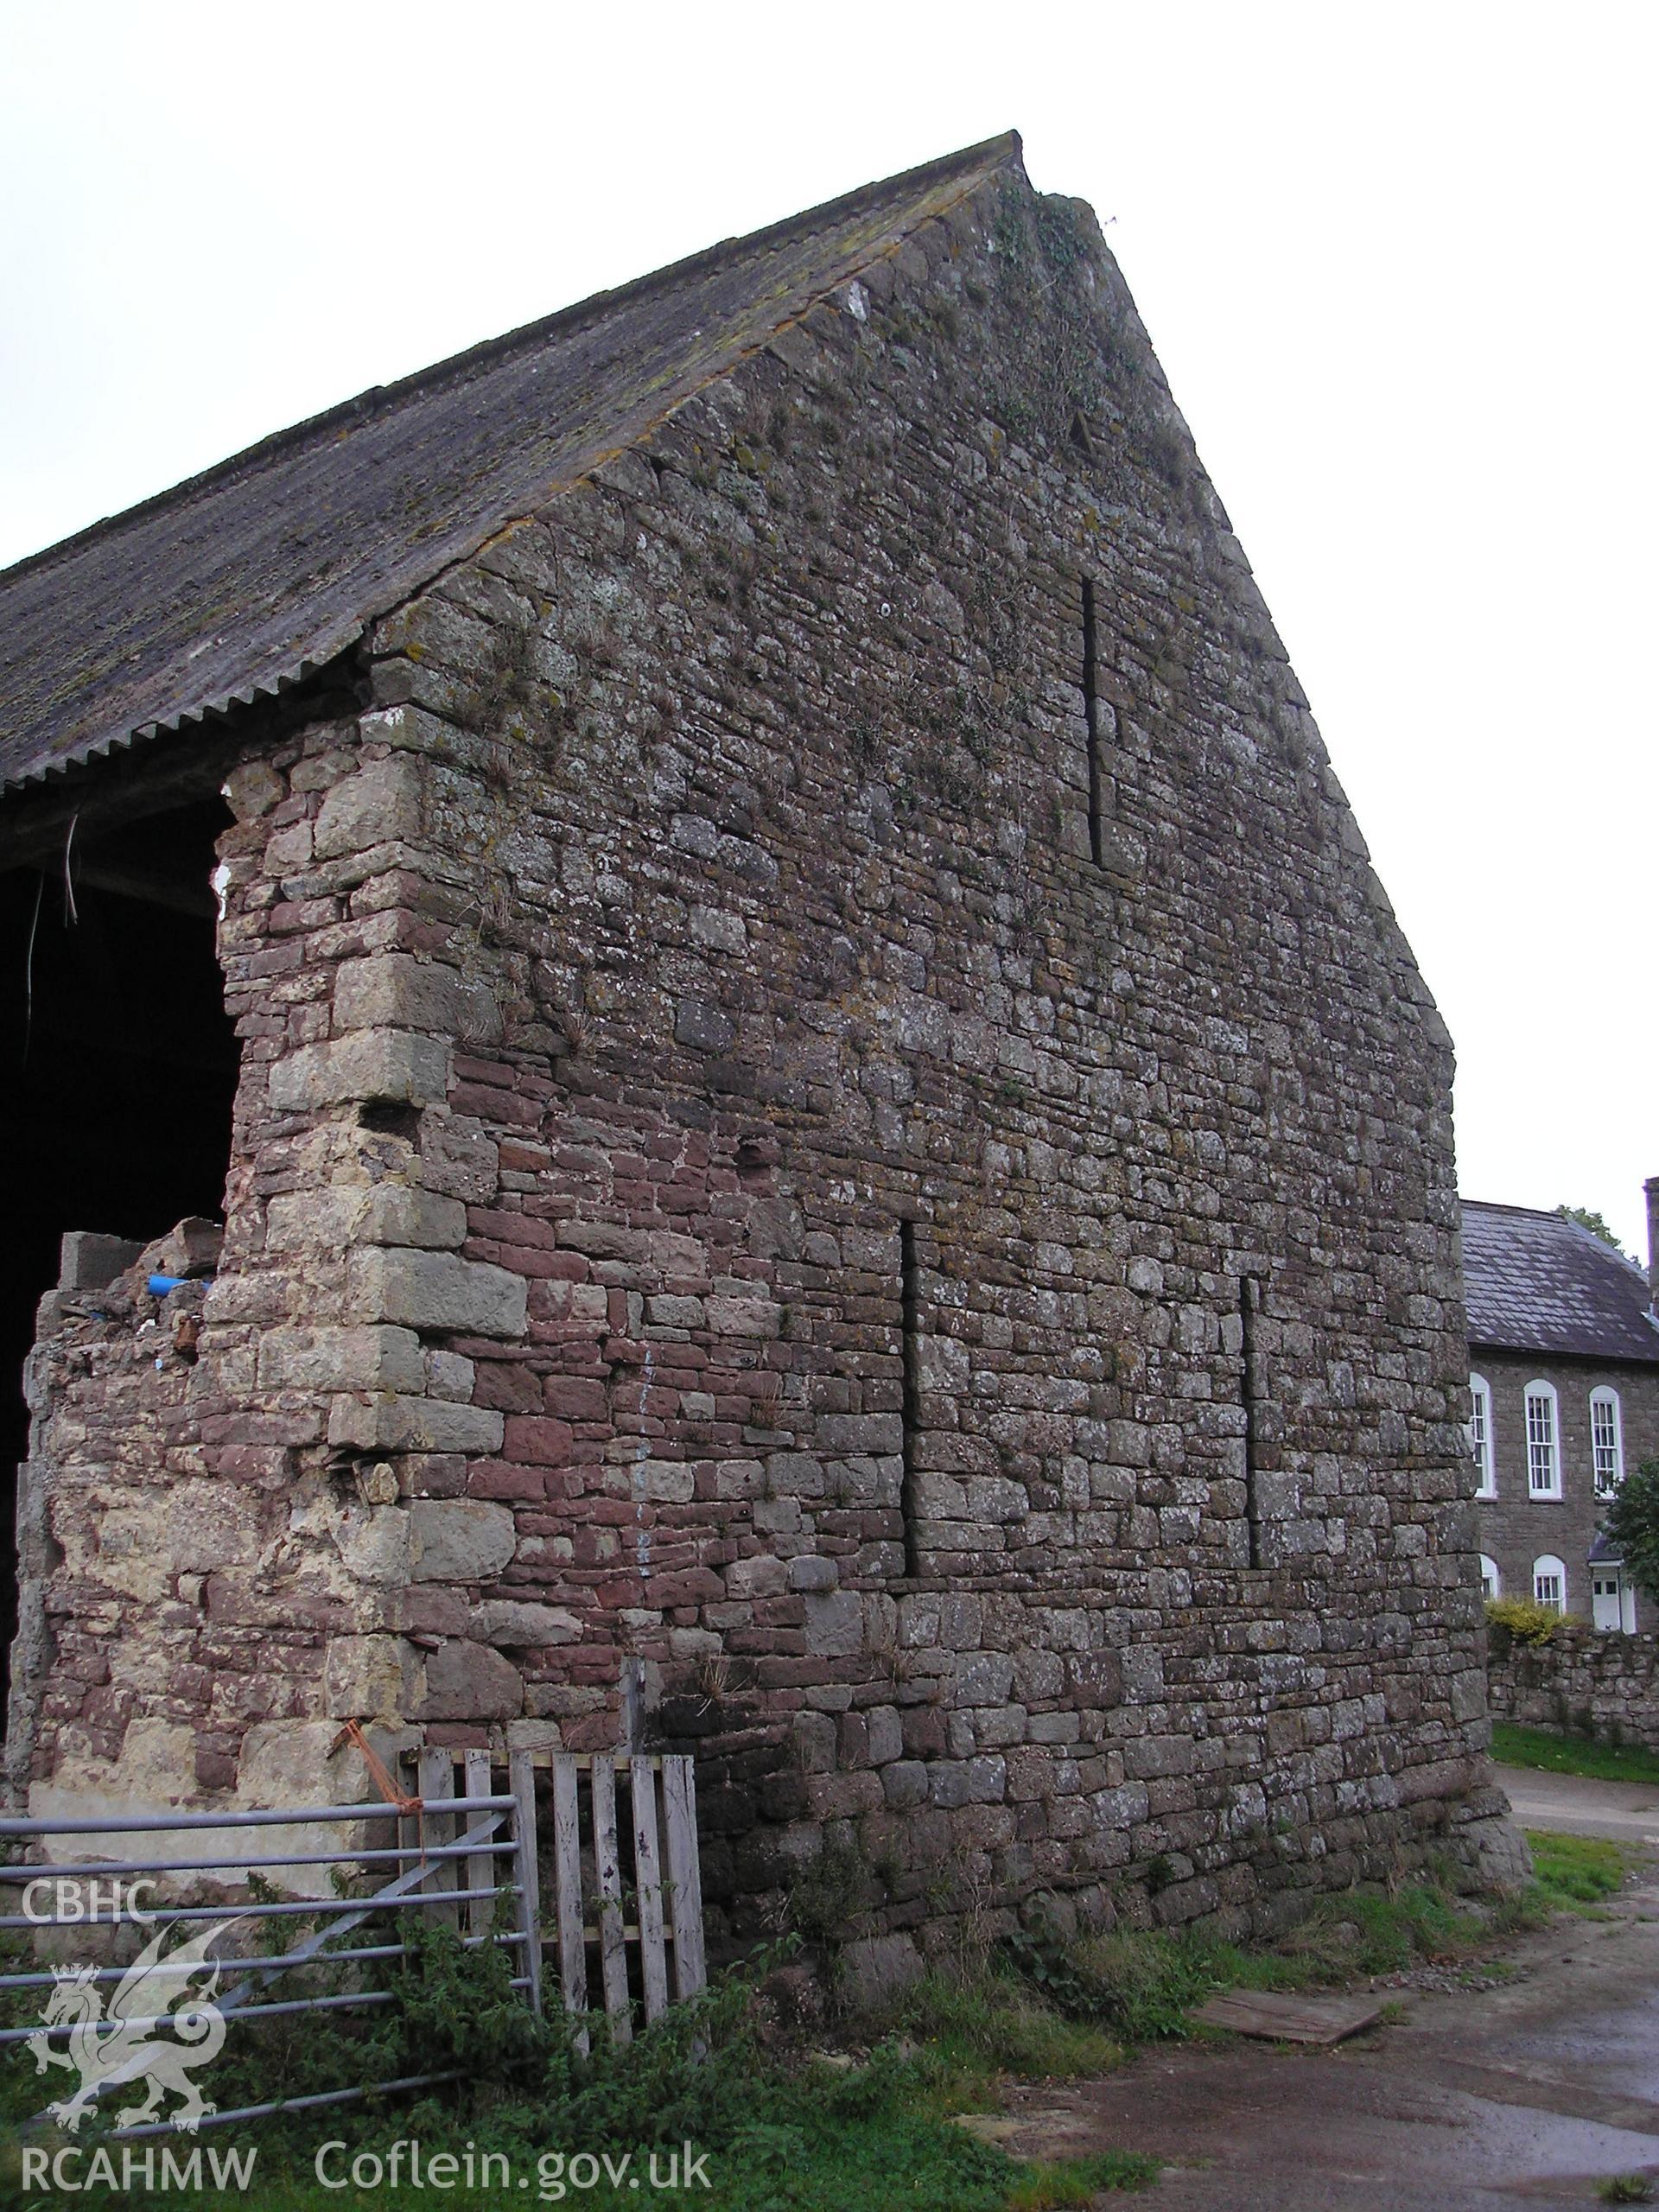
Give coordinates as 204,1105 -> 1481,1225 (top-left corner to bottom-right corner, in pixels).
0,795 -> 239,1708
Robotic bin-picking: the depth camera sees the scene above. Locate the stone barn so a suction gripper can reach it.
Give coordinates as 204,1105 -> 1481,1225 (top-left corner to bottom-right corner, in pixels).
0,132 -> 1522,1955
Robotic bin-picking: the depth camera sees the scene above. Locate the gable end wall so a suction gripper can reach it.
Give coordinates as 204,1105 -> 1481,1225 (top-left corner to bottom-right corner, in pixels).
7,166 -> 1525,1944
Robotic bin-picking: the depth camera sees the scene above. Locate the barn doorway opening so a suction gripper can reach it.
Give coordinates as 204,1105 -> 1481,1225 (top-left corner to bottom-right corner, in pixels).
0,794 -> 240,1718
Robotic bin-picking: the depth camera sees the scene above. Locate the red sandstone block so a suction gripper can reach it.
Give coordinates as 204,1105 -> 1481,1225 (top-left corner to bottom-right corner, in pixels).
472,1362 -> 545,1414
537,1251 -> 592,1282
584,1499 -> 639,1525
467,1208 -> 561,1247
644,1567 -> 727,1608
542,1375 -> 610,1421
247,943 -> 306,978
346,868 -> 424,915
270,899 -> 340,935
501,1415 -> 575,1465
466,1463 -> 547,1501
203,1446 -> 294,1483
499,1135 -> 550,1163
563,1714 -> 620,1752
467,1242 -> 568,1278
594,1578 -> 642,1609
402,924 -> 455,957
449,1082 -> 537,1125
200,1412 -> 322,1448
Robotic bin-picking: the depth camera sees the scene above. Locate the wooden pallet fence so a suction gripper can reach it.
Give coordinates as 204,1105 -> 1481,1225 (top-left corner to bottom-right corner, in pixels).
418,1751 -> 704,2041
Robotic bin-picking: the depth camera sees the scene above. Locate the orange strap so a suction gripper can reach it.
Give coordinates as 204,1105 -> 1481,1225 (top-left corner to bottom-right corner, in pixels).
331,1718 -> 426,1866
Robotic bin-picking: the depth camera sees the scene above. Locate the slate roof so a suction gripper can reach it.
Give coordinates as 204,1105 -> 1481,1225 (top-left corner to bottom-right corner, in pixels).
1462,1200 -> 1659,1365
0,133 -> 1022,791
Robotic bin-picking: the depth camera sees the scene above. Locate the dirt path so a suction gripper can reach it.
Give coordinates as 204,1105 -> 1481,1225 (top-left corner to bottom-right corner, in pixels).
994,1868 -> 1659,2209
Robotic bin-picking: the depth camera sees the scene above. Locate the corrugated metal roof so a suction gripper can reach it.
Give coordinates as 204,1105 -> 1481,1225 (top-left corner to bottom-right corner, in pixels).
0,133 -> 1021,791
1462,1199 -> 1659,1365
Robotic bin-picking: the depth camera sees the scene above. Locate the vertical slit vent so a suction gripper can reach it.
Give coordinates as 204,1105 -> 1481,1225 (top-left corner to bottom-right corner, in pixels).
900,1219 -> 922,1577
1083,575 -> 1104,868
1241,1274 -> 1262,1568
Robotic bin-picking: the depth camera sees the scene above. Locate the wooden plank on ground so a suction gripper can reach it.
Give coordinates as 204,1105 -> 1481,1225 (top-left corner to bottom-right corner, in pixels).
463,1748 -> 495,1942
630,1758 -> 669,2022
550,1755 -> 588,2049
661,1756 -> 705,2000
1193,1990 -> 1385,2045
590,1755 -> 632,2041
417,1746 -> 458,1931
508,1749 -> 543,2016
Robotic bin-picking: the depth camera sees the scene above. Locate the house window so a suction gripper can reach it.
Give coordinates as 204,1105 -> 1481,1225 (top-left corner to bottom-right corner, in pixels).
1533,1554 -> 1567,1612
1478,1554 -> 1501,1599
1469,1374 -> 1495,1497
1592,1388 -> 1624,1495
1525,1382 -> 1560,1497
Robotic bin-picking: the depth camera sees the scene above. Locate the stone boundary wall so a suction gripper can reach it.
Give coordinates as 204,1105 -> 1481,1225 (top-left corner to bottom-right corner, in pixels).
1488,1623 -> 1659,1751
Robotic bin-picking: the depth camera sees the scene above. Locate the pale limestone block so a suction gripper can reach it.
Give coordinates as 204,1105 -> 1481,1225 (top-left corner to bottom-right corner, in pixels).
326,1395 -> 505,1454
265,1188 -> 366,1251
314,753 -> 426,859
360,1185 -> 468,1249
256,1325 -> 425,1395
269,1030 -> 450,1112
324,1634 -> 422,1719
349,1246 -> 526,1338
334,954 -> 501,1045
470,1599 -> 582,1646
804,1590 -> 864,1656
333,1504 -> 412,1587
409,1499 -> 516,1582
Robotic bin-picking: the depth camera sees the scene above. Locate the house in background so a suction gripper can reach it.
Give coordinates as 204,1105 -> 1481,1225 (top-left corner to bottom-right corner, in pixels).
1465,1185 -> 1659,1628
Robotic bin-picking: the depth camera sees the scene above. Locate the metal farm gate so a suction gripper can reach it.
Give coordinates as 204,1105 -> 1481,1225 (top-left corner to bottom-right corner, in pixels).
0,1749 -> 703,2138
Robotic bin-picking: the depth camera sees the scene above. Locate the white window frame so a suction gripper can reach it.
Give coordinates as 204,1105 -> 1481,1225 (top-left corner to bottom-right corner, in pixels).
1469,1373 -> 1495,1497
1591,1387 -> 1624,1496
1533,1554 -> 1567,1612
1525,1380 -> 1560,1498
1478,1554 -> 1501,1600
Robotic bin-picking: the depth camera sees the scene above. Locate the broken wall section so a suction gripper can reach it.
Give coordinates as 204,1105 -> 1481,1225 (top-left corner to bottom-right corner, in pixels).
5,713 -> 567,1814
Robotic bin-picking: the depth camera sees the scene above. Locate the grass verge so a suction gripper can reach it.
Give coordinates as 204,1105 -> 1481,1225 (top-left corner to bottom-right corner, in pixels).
1493,1720 -> 1659,1789
4,1843 -> 1638,2211
1524,1828 -> 1634,1912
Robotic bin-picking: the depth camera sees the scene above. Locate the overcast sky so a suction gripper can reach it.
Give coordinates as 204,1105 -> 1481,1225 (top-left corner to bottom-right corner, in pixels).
3,2 -> 1653,1256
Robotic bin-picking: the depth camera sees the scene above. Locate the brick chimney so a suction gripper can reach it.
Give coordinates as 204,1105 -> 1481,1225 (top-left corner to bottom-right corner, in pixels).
1648,1175 -> 1659,1313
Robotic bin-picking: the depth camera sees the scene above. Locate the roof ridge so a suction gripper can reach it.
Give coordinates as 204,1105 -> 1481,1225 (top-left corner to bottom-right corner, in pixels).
1462,1198 -> 1567,1220
1465,1195 -> 1645,1271
0,132 -> 1022,595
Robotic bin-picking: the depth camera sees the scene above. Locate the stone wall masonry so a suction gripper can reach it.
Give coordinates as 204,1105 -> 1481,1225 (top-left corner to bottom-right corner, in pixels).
6,162 -> 1523,1942
1488,1620 -> 1659,1752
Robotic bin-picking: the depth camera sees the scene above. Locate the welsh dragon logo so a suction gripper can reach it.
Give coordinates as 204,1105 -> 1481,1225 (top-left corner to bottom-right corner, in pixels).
26,1919 -> 241,2134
